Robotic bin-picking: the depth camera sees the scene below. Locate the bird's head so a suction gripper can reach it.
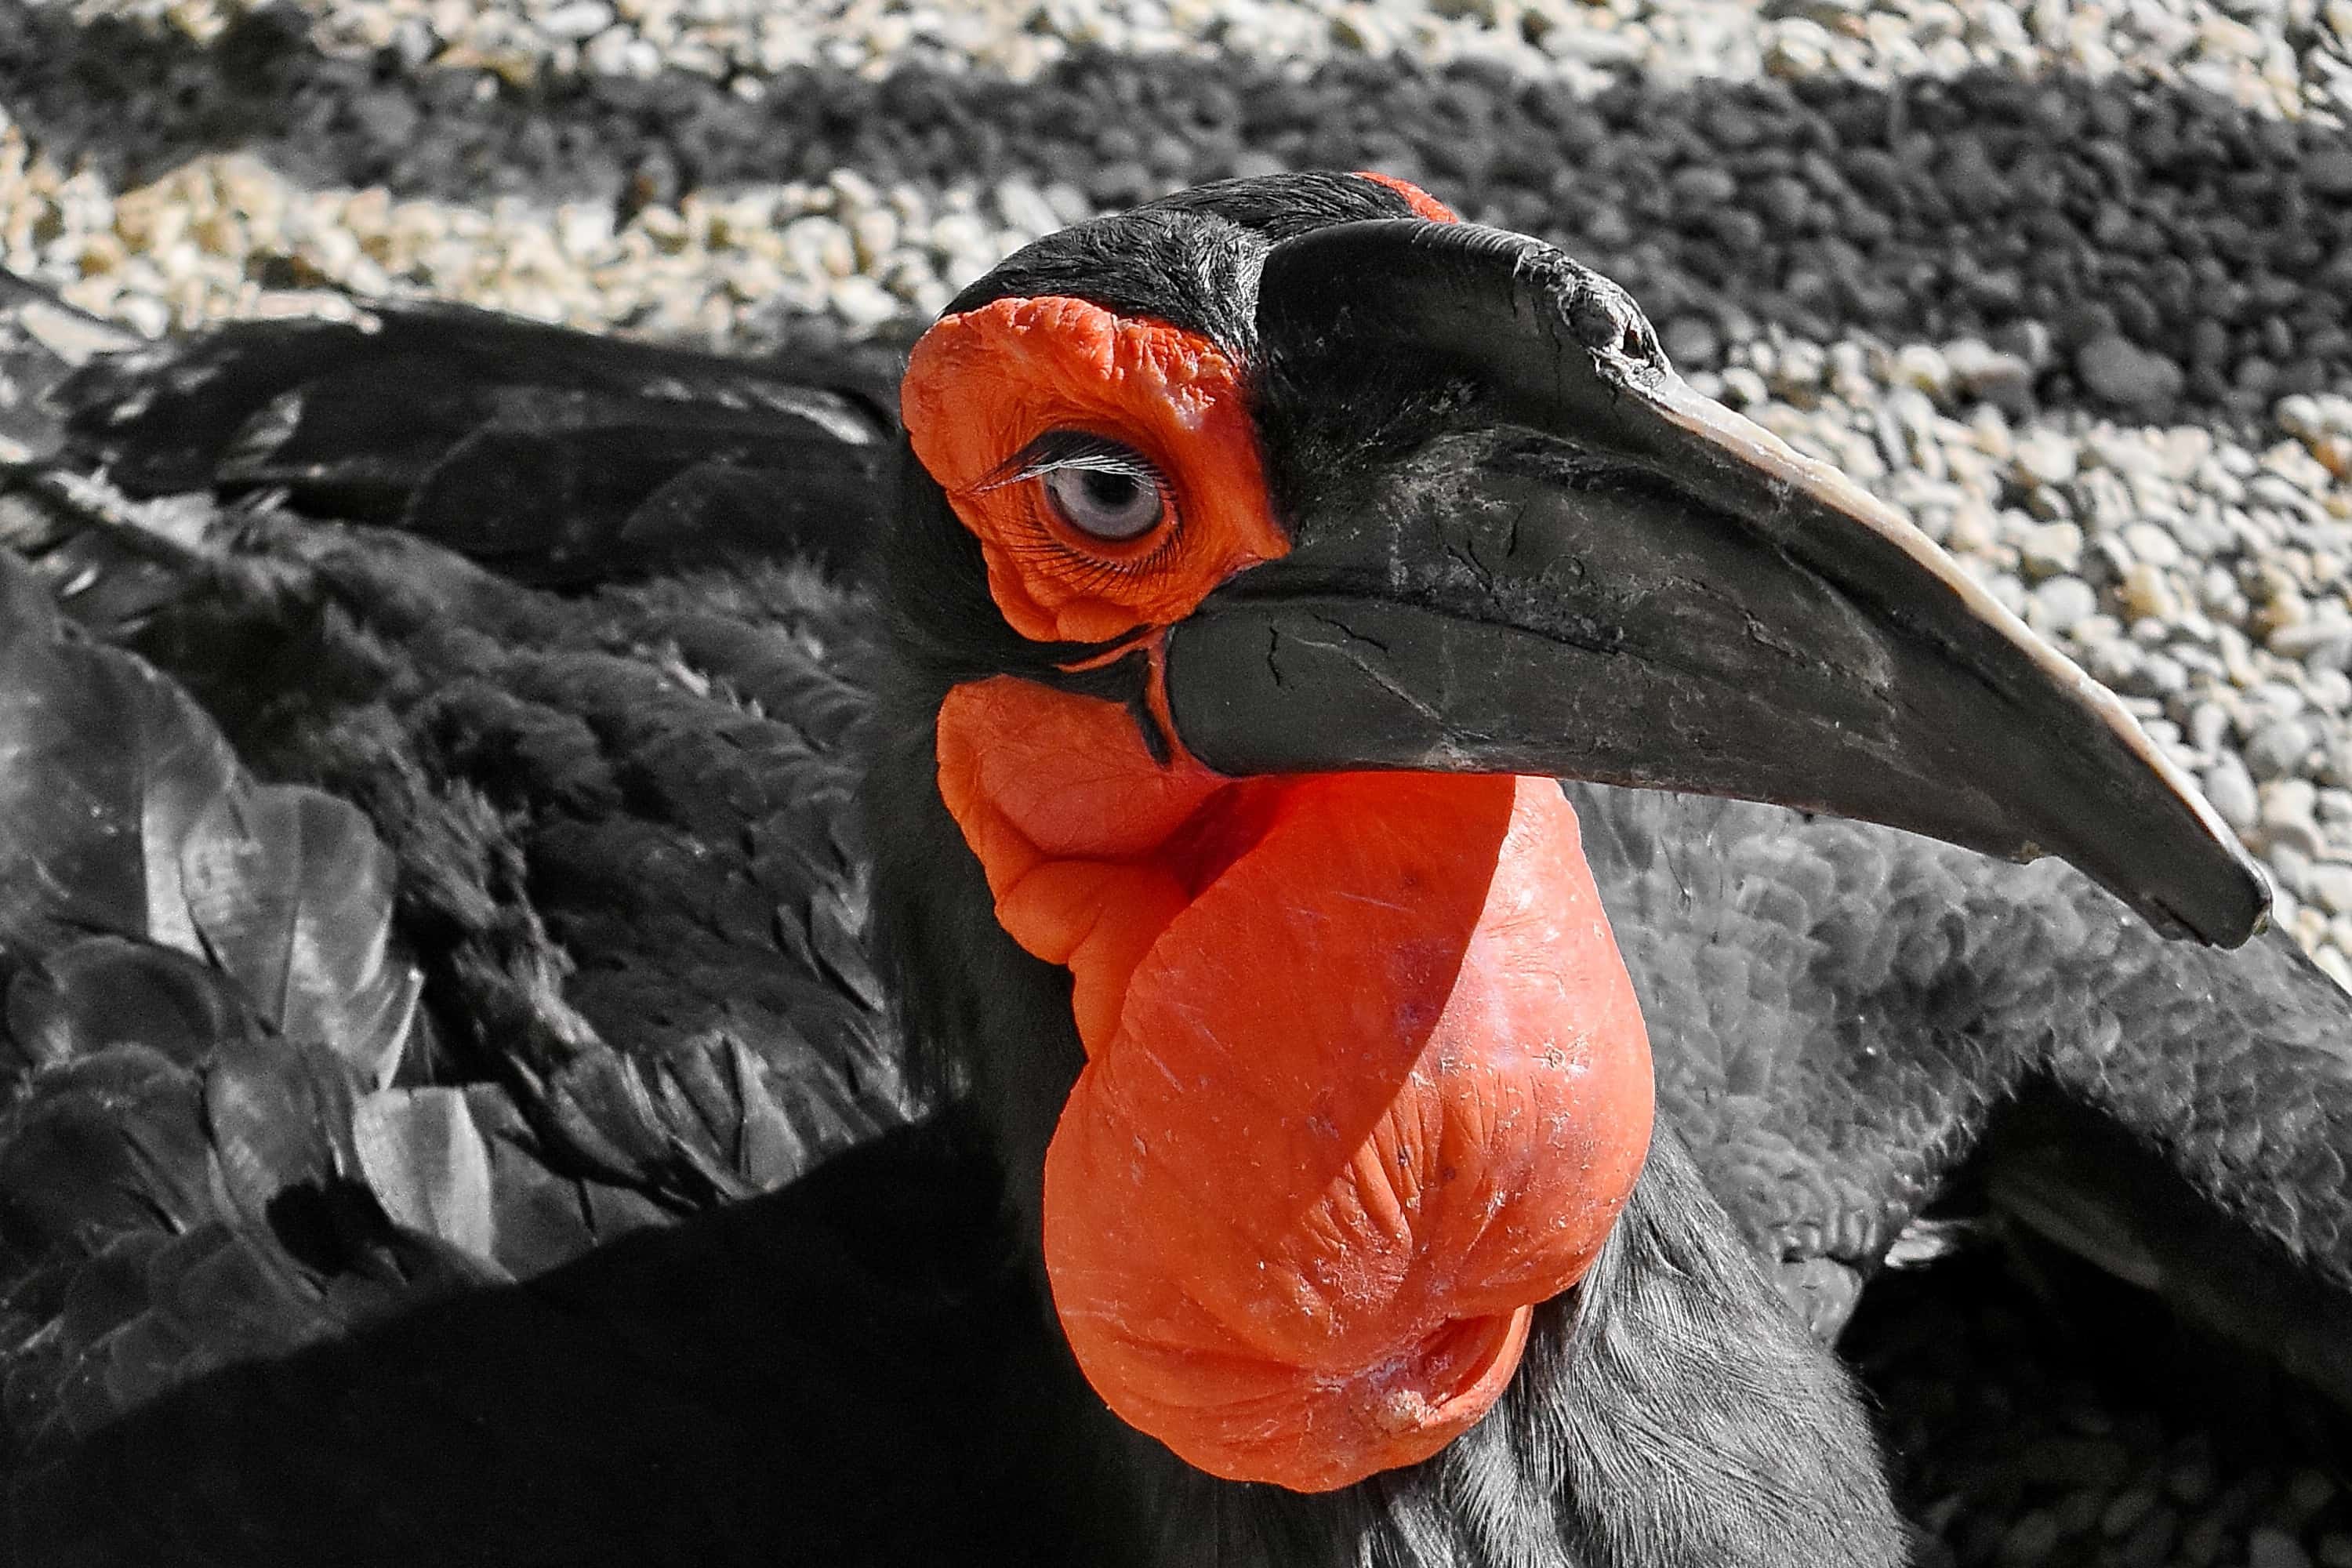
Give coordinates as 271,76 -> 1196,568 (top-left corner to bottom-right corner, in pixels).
871,172 -> 2267,1493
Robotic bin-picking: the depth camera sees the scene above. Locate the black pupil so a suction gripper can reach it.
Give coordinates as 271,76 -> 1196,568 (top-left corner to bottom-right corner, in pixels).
1084,472 -> 1139,510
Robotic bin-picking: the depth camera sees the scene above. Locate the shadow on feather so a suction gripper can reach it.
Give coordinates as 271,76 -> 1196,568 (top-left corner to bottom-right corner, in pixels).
0,1114 -> 1090,1568
0,554 -> 507,1466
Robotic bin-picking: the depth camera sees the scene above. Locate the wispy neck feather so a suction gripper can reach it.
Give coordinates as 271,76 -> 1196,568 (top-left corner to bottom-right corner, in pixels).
1121,1127 -> 1905,1568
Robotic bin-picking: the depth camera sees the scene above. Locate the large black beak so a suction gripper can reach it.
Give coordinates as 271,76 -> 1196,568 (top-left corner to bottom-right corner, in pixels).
1162,220 -> 2267,947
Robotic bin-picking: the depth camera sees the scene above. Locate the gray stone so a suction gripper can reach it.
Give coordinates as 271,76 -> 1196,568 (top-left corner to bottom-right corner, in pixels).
1763,20 -> 1831,74
1994,318 -> 2056,372
2119,563 -> 2181,622
2203,753 -> 2260,832
2275,843 -> 2319,900
2248,717 -> 2317,779
2082,470 -> 2141,532
2120,521 -> 2182,569
2102,1486 -> 2158,1537
1946,500 -> 1998,553
2250,1526 -> 2314,1568
1893,343 -> 1953,403
1719,366 -> 1769,407
2013,429 -> 2078,485
1945,338 -> 2034,411
2117,1504 -> 2180,1568
2172,612 -> 2223,652
2171,642 -> 2223,678
2285,1467 -> 2339,1526
2020,521 -> 2082,578
2078,334 -> 2185,409
2249,679 -> 2309,722
2017,1433 -> 2130,1488
2307,862 -> 2352,917
2029,575 -> 2097,634
2309,149 -> 2352,198
1999,1508 -> 2060,1564
1669,165 -> 1738,210
2265,779 -> 2325,857
2270,610 -> 2352,660
543,1 -> 615,39
2027,484 -> 2078,523
1986,571 -> 2027,617
2127,652 -> 2188,699
2087,637 -> 2146,690
2052,1487 -> 2101,1537
2189,700 -> 2231,755
1663,315 -> 1720,364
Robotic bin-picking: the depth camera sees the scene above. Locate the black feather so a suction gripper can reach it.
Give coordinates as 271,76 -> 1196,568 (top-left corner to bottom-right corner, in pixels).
56,300 -> 899,588
0,558 -> 239,956
181,786 -> 420,1087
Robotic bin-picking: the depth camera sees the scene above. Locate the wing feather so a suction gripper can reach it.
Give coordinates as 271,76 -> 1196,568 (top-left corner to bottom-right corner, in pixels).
181,787 -> 419,1089
0,556 -> 503,1461
56,301 -> 900,586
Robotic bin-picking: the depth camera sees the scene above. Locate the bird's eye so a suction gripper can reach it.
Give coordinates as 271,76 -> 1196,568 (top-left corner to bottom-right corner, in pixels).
1042,463 -> 1165,543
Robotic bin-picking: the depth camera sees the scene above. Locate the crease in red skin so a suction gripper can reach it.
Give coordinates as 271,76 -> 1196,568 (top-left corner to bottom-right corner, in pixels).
901,296 -> 1283,645
937,677 -> 1655,1492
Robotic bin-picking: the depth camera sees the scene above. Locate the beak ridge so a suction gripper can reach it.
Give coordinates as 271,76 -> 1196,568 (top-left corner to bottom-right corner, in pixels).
1162,220 -> 2268,948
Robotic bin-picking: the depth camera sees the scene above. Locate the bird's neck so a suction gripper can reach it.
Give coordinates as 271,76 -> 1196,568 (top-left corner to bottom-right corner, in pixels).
934,676 -> 1654,1491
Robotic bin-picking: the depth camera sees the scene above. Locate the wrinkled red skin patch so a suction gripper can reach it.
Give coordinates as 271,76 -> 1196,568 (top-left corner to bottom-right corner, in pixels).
1357,171 -> 1461,223
938,682 -> 1653,1492
900,296 -> 1283,644
912,260 -> 1653,1492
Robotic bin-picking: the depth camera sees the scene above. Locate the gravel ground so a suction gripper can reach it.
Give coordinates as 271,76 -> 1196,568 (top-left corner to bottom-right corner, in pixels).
5,10 -> 2350,412
3,3 -> 2351,1563
48,0 -> 2352,121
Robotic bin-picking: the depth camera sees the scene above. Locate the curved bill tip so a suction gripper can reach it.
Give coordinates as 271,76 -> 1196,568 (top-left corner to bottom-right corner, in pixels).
1169,218 -> 2270,948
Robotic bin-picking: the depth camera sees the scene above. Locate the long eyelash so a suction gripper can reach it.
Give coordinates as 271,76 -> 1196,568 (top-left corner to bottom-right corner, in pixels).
972,430 -> 1184,583
1000,525 -> 1184,596
978,430 -> 1170,493
1000,528 -> 1181,590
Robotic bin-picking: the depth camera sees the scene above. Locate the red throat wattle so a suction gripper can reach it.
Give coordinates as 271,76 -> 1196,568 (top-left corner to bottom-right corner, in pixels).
907,175 -> 1653,1492
938,684 -> 1653,1490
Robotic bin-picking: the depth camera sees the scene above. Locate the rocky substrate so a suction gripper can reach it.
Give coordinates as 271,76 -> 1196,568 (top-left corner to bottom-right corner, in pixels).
3,8 -> 2350,412
49,0 -> 2352,123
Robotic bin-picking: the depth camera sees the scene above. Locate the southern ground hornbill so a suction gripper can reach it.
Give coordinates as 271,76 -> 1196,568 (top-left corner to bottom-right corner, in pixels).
1,172 -> 2348,1566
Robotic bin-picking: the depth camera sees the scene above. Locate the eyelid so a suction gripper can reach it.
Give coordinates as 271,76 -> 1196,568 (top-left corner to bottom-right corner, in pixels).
977,431 -> 1171,494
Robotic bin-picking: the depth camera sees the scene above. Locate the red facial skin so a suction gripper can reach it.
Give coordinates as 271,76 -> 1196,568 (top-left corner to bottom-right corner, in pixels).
905,176 -> 1654,1492
1358,171 -> 1461,223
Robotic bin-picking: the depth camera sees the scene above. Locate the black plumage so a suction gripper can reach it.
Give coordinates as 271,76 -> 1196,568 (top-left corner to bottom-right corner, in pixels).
2,180 -> 2349,1566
